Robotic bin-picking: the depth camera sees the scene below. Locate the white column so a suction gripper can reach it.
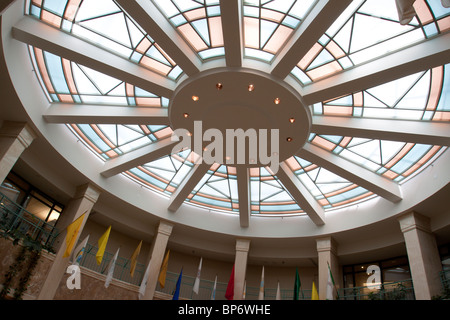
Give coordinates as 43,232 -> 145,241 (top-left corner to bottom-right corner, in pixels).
38,183 -> 101,300
234,238 -> 251,300
398,211 -> 442,300
0,121 -> 37,184
316,236 -> 339,300
141,220 -> 173,300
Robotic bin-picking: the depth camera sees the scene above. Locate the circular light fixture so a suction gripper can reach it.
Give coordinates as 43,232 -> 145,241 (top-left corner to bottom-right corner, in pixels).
274,98 -> 281,105
287,137 -> 293,142
248,84 -> 255,92
289,118 -> 295,123
216,83 -> 223,90
192,95 -> 200,102
183,113 -> 189,118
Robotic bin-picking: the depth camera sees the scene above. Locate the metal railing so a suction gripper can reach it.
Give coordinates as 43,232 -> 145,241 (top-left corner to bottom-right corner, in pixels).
338,279 -> 415,300
0,192 -> 59,250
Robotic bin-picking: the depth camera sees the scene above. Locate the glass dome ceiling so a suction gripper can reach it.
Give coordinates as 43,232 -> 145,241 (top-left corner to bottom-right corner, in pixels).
22,0 -> 450,226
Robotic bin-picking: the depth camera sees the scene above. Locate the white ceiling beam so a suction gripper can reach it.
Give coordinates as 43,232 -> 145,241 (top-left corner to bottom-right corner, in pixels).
236,166 -> 250,228
43,103 -> 169,125
101,137 -> 180,178
271,0 -> 352,79
168,162 -> 211,212
301,32 -> 450,105
312,116 -> 450,146
297,143 -> 403,203
220,0 -> 243,67
276,162 -> 325,226
12,16 -> 175,98
116,0 -> 201,76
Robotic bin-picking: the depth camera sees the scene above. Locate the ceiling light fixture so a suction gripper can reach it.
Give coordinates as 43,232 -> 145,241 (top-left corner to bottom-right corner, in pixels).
274,98 -> 281,105
248,84 -> 255,92
192,95 -> 199,101
289,118 -> 295,123
216,83 -> 223,90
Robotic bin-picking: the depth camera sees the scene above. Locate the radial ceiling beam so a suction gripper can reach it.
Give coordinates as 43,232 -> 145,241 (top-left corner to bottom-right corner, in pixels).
220,0 -> 243,67
276,162 -> 325,226
236,166 -> 250,228
116,0 -> 201,76
44,103 -> 169,125
302,32 -> 450,105
101,137 -> 180,178
297,143 -> 403,203
12,16 -> 175,98
312,116 -> 450,146
271,0 -> 352,79
168,162 -> 211,212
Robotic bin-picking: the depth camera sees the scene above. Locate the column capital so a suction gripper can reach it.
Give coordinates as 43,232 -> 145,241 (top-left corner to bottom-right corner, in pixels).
74,183 -> 102,204
398,211 -> 432,234
157,220 -> 174,237
0,121 -> 37,148
236,238 -> 251,252
316,236 -> 338,254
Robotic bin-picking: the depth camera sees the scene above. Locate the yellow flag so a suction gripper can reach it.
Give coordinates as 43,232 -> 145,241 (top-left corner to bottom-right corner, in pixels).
312,281 -> 319,300
130,240 -> 142,277
63,212 -> 86,258
96,226 -> 111,265
158,250 -> 170,288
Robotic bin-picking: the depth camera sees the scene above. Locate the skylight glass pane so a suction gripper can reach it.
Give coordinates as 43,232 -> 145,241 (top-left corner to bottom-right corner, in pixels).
243,0 -> 319,61
28,0 -> 183,79
152,0 -> 225,60
289,0 -> 446,85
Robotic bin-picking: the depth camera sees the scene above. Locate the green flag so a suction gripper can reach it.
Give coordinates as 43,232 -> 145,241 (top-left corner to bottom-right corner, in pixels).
293,268 -> 303,300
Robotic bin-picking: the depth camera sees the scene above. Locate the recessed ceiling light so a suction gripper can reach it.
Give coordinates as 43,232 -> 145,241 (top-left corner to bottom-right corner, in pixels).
248,84 -> 255,92
183,113 -> 189,118
192,95 -> 199,102
274,98 -> 281,105
286,137 -> 293,142
289,117 -> 295,123
216,83 -> 223,90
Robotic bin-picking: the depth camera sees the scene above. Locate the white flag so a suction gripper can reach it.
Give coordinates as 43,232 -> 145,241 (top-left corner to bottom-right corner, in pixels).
326,262 -> 335,300
139,262 -> 151,300
193,257 -> 203,294
258,266 -> 264,300
276,281 -> 281,300
210,275 -> 217,300
72,234 -> 90,266
105,247 -> 120,288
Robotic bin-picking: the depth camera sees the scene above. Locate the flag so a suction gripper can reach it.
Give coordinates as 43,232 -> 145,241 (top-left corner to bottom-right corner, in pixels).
276,281 -> 281,300
72,234 -> 89,265
158,250 -> 170,288
210,275 -> 217,300
172,268 -> 183,300
225,265 -> 234,300
63,212 -> 86,258
192,257 -> 203,294
326,262 -> 338,300
129,240 -> 142,278
258,266 -> 265,300
105,247 -> 120,288
312,281 -> 319,300
138,262 -> 151,300
293,268 -> 303,300
96,225 -> 111,265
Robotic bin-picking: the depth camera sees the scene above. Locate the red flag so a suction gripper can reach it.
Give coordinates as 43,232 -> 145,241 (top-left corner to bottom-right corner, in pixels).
225,265 -> 235,300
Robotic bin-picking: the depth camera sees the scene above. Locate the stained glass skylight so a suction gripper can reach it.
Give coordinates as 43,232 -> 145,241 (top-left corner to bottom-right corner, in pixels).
243,0 -> 318,62
29,0 -> 184,80
21,0 -> 450,221
152,0 -> 225,60
290,0 -> 450,85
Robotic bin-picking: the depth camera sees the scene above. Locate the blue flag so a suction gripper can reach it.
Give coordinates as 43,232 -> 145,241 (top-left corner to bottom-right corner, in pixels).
172,268 -> 183,300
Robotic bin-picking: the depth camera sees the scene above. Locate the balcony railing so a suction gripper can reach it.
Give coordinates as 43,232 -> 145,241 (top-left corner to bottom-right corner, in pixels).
0,192 -> 59,250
